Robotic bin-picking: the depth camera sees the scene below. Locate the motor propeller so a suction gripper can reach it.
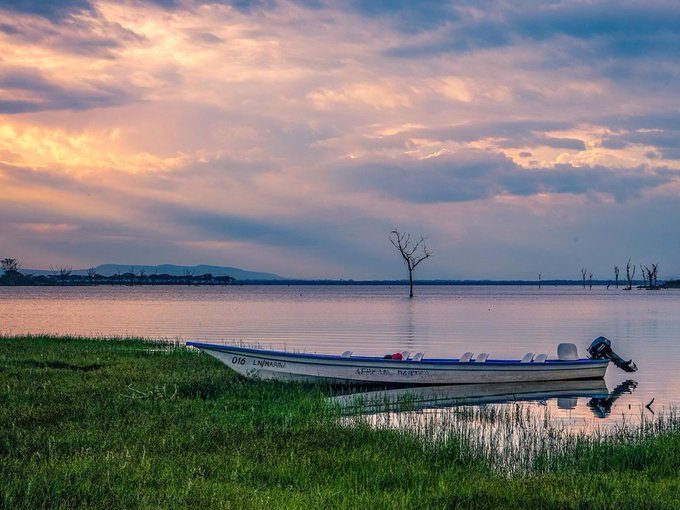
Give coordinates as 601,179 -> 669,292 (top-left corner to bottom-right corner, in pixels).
587,336 -> 638,372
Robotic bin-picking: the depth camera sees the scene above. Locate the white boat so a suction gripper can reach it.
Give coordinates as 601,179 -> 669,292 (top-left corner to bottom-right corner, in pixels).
187,337 -> 635,385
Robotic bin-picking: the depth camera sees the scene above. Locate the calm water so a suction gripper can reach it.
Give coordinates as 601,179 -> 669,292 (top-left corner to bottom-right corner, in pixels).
2,285 -> 679,428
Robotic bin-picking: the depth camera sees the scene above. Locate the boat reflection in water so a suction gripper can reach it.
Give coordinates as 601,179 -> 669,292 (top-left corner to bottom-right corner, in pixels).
330,379 -> 638,420
332,379 -> 641,471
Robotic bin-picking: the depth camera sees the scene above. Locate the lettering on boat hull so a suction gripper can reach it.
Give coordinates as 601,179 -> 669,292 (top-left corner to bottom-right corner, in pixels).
253,358 -> 287,369
397,369 -> 427,377
355,367 -> 392,376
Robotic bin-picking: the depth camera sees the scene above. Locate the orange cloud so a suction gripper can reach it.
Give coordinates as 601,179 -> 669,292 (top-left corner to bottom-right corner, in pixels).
0,119 -> 187,174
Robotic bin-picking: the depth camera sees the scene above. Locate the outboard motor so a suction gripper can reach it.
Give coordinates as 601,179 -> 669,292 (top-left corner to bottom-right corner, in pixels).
587,337 -> 638,372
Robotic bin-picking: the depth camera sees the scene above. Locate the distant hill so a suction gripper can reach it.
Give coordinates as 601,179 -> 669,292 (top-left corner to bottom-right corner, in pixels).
22,264 -> 283,281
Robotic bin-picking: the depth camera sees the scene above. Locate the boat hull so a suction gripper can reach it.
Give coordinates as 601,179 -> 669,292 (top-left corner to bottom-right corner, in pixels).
188,343 -> 609,385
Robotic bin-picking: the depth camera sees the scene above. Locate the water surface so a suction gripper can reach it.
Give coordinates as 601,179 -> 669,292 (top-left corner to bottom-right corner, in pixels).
2,285 -> 678,428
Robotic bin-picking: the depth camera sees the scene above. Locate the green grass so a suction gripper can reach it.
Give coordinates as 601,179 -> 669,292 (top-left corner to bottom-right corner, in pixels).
1,335 -> 679,509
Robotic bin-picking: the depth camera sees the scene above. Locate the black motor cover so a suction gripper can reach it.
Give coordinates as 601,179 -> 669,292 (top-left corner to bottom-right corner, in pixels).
588,336 -> 638,372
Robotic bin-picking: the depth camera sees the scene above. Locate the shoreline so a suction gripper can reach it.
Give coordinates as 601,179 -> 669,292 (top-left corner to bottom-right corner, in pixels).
2,335 -> 679,509
0,279 -> 666,287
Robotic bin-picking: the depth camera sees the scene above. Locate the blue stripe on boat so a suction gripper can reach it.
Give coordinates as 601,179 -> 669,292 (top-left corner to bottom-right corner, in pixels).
186,341 -> 604,366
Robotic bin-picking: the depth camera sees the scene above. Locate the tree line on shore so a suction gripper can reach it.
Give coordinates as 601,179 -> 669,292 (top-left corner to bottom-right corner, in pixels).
2,248 -> 678,290
0,259 -> 237,286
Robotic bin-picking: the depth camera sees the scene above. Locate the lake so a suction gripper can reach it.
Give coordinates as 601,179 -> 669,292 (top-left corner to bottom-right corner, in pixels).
2,285 -> 678,430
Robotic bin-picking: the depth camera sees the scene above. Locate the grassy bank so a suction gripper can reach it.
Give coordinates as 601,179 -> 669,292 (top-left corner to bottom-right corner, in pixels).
1,336 -> 679,509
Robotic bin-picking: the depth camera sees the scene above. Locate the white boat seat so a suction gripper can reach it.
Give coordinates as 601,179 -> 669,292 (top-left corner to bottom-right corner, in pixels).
459,352 -> 473,363
341,351 -> 353,358
412,352 -> 424,362
557,343 -> 579,360
533,353 -> 548,363
520,352 -> 535,363
475,353 -> 489,363
557,397 -> 578,410
400,351 -> 410,360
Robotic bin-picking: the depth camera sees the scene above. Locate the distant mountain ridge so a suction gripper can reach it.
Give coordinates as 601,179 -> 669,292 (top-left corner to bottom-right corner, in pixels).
22,264 -> 283,281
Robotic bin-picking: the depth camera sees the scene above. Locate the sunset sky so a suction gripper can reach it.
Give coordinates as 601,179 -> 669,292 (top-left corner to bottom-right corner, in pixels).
1,0 -> 678,279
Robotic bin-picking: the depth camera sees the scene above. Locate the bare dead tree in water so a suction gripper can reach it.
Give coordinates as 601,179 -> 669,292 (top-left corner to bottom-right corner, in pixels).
184,268 -> 194,286
1,258 -> 21,273
86,267 -> 97,285
641,265 -> 649,289
589,272 -> 593,290
614,266 -> 620,289
389,229 -> 432,298
1,258 -> 22,284
581,268 -> 588,289
538,273 -> 542,289
651,263 -> 659,289
50,265 -> 72,285
625,259 -> 636,290
646,265 -> 653,289
642,263 -> 660,290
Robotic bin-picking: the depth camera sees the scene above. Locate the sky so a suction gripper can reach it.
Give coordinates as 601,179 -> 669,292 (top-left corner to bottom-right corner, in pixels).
0,0 -> 678,279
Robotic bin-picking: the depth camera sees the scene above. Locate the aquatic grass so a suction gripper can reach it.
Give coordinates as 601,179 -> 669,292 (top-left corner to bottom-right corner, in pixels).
2,335 -> 680,509
342,392 -> 680,474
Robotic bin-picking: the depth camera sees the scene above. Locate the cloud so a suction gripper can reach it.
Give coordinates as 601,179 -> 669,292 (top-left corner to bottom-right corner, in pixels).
0,0 -> 679,278
380,0 -> 680,110
164,207 -> 317,247
343,0 -> 459,32
602,129 -> 680,151
335,150 -> 675,203
0,0 -> 94,21
0,68 -> 136,113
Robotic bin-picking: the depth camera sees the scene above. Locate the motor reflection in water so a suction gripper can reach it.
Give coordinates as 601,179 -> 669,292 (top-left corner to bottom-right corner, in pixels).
587,380 -> 638,418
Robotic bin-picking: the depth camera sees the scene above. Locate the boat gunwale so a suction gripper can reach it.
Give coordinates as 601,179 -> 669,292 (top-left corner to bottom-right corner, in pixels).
187,341 -> 607,367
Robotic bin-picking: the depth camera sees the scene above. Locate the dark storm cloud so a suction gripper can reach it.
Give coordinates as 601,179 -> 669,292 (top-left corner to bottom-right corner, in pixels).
0,0 -> 94,21
595,112 -> 680,158
0,22 -> 21,34
0,4 -> 146,59
384,1 -> 680,61
603,129 -> 680,151
599,111 -> 680,157
603,112 -> 680,132
140,0 -> 279,12
416,120 -> 572,143
368,121 -> 585,152
165,208 -> 316,246
374,115 -> 680,157
512,2 -> 680,69
0,0 -> 244,20
0,68 -> 134,113
336,151 -> 674,204
345,0 -> 459,32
